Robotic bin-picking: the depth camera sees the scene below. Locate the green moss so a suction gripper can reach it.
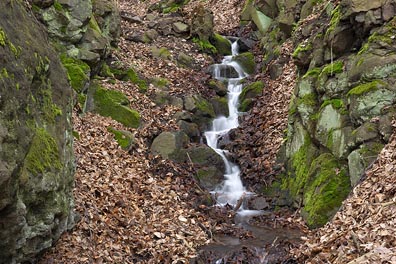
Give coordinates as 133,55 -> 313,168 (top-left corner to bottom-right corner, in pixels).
282,135 -> 313,198
152,46 -> 171,59
193,37 -> 217,54
99,63 -> 114,78
107,127 -> 135,150
151,77 -> 170,88
240,81 -> 264,100
325,5 -> 340,37
89,16 -> 102,34
347,80 -> 386,96
320,61 -> 343,76
292,42 -> 312,58
195,97 -> 215,117
23,128 -> 62,177
126,68 -> 148,92
1,68 -> 9,78
302,153 -> 350,228
92,84 -> 140,128
358,43 -> 369,55
53,1 -> 63,12
320,98 -> 343,109
39,86 -> 63,122
0,27 -> 6,46
210,33 -> 231,55
72,130 -> 80,140
239,98 -> 254,112
233,52 -> 255,74
297,93 -> 317,107
302,67 -> 321,79
60,54 -> 90,93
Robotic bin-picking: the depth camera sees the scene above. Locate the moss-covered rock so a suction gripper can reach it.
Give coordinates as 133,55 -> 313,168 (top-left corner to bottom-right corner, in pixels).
238,81 -> 264,112
110,66 -> 148,92
150,131 -> 189,161
301,153 -> 350,228
60,54 -> 91,93
211,96 -> 229,117
233,52 -> 255,74
107,126 -> 135,150
90,82 -> 140,128
209,33 -> 231,56
0,1 -> 75,262
151,46 -> 171,60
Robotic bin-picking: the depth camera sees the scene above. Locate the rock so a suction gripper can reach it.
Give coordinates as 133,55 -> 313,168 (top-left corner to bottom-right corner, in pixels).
195,166 -> 224,190
92,0 -> 121,46
150,131 -> 189,160
172,21 -> 189,34
354,121 -> 379,143
177,52 -> 195,68
211,96 -> 229,117
250,197 -> 270,210
209,33 -> 231,56
208,79 -> 228,96
60,55 -> 91,93
315,104 -> 346,147
190,4 -> 214,41
256,0 -> 279,19
186,145 -> 224,169
207,64 -> 240,79
238,81 -> 264,112
107,127 -> 136,151
151,46 -> 171,59
88,81 -> 140,128
120,11 -> 143,23
233,52 -> 255,74
174,111 -> 193,122
251,9 -> 273,34
177,120 -> 200,141
0,2 -> 75,262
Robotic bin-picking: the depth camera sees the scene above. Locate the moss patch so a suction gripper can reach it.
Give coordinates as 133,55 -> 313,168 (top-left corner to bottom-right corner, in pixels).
193,37 -> 217,54
302,153 -> 350,228
22,128 -> 61,178
195,97 -> 216,118
110,67 -> 148,92
60,54 -> 90,93
292,42 -> 312,58
325,5 -> 340,37
302,67 -> 321,79
320,60 -> 343,76
107,127 -> 135,150
347,80 -> 387,96
92,83 -> 140,128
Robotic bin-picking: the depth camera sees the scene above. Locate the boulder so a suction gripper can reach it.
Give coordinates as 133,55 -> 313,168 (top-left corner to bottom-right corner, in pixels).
150,131 -> 189,160
238,81 -> 264,112
208,79 -> 228,96
190,4 -> 214,41
0,2 -> 75,262
233,52 -> 256,74
207,64 -> 240,79
107,127 -> 136,151
87,81 -> 141,128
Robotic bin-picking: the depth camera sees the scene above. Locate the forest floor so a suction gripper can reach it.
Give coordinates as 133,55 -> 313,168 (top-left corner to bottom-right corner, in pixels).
39,0 -> 396,263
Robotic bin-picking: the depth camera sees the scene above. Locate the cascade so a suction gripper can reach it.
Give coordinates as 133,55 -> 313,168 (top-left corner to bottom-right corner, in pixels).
205,40 -> 259,216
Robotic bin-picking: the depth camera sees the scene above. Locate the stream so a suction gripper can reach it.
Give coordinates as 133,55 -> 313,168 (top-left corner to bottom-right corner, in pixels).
194,39 -> 302,264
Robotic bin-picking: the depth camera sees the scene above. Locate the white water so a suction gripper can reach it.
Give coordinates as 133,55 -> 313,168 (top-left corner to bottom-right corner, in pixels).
204,41 -> 258,215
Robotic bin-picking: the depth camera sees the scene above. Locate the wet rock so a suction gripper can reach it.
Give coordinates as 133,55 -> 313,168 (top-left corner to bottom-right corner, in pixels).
208,79 -> 228,96
195,166 -> 223,190
250,197 -> 270,210
238,81 -> 264,112
177,120 -> 200,141
233,52 -> 255,74
209,33 -> 231,56
211,96 -> 229,117
207,64 -> 240,79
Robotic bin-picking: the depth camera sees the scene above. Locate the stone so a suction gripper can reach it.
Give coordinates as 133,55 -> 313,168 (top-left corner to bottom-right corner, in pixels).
251,9 -> 273,34
0,2 -> 75,262
151,46 -> 171,59
92,0 -> 121,46
208,79 -> 228,96
210,33 -> 232,56
315,104 -> 345,147
190,4 -> 214,41
355,122 -> 379,143
120,11 -> 143,23
88,81 -> 140,128
239,81 -> 264,112
150,131 -> 189,160
211,96 -> 229,117
172,22 -> 189,34
177,120 -> 200,141
107,127 -> 136,151
207,64 -> 240,79
195,166 -> 224,190
256,0 -> 279,19
233,52 -> 255,74
177,52 -> 195,68
250,197 -> 270,210
344,0 -> 384,14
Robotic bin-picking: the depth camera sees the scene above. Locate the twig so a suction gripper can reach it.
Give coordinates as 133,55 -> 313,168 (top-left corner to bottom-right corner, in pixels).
233,193 -> 246,212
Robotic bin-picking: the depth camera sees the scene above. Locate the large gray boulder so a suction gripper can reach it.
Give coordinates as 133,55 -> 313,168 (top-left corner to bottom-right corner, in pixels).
0,1 -> 75,262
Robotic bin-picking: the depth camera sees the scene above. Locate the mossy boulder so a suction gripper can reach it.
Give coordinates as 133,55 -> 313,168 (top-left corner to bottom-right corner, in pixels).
89,82 -> 140,128
110,66 -> 148,92
196,166 -> 224,190
151,46 -> 171,60
0,1 -> 75,262
209,33 -> 231,56
208,79 -> 228,96
60,54 -> 90,93
233,52 -> 255,74
301,153 -> 350,228
211,96 -> 229,117
238,81 -> 264,112
107,127 -> 135,150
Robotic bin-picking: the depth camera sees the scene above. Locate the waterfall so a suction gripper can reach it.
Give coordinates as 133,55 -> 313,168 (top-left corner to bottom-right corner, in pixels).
205,40 -> 258,215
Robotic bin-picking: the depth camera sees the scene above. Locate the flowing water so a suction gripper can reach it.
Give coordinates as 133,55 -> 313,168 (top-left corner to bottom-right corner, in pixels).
204,40 -> 260,218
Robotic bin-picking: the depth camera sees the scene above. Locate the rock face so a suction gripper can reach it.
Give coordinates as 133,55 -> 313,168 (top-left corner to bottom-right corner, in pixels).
240,0 -> 396,228
280,1 -> 396,227
0,1 -> 75,262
